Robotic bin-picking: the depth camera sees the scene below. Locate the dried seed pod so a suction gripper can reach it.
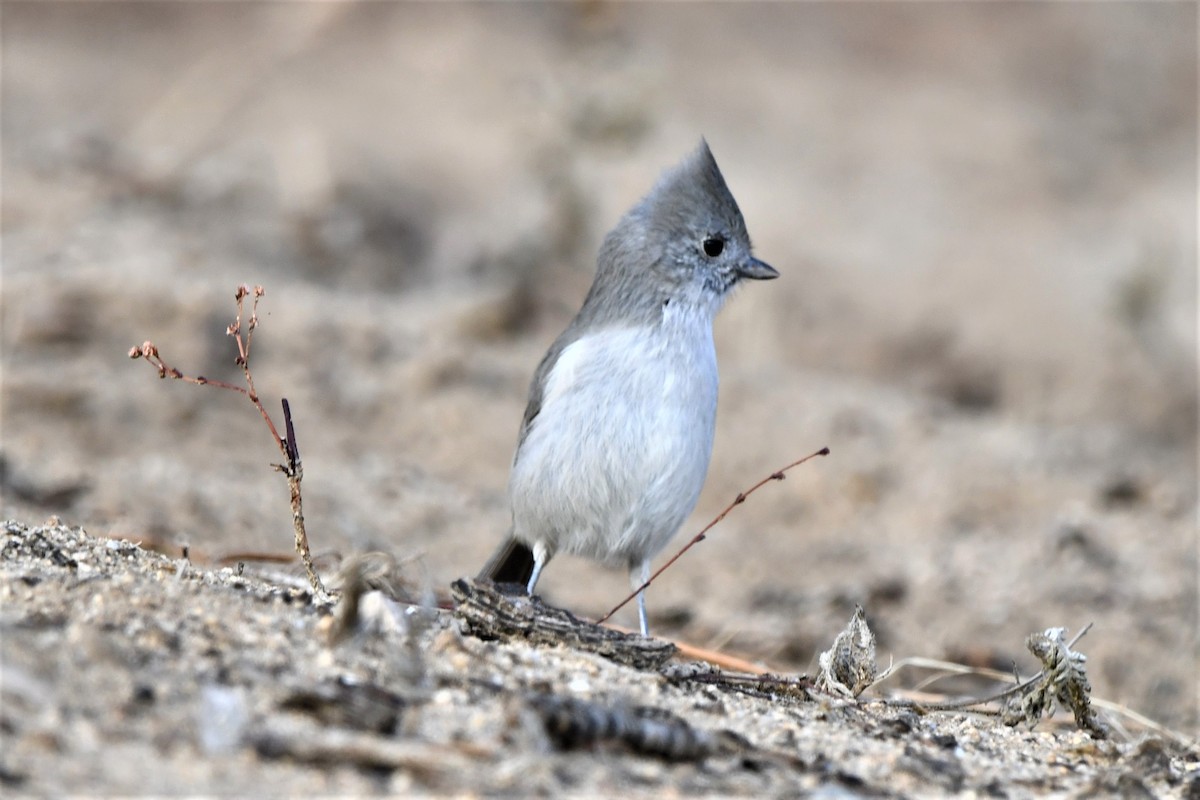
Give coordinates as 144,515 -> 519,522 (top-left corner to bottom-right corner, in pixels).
1003,626 -> 1108,739
816,604 -> 877,698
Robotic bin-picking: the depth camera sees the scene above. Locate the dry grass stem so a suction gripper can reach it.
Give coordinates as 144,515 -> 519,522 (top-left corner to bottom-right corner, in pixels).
596,446 -> 830,626
129,284 -> 329,602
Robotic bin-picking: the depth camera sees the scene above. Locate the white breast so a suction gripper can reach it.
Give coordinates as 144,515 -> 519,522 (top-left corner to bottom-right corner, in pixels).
509,303 -> 718,568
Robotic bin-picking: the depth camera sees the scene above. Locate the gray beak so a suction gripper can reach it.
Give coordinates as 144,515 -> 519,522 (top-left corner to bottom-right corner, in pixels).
737,257 -> 779,281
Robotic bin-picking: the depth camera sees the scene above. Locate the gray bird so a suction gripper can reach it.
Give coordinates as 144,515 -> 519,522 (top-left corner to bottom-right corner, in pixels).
479,141 -> 777,635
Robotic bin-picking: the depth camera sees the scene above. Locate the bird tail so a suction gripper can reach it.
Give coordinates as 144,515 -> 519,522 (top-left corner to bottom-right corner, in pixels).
478,537 -> 536,588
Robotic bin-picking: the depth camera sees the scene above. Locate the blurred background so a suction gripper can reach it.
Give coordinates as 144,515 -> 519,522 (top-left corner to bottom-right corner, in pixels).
3,3 -> 1196,731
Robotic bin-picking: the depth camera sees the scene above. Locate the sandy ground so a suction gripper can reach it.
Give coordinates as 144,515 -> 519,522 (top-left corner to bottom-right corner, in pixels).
2,3 -> 1197,794
3,520 -> 1198,797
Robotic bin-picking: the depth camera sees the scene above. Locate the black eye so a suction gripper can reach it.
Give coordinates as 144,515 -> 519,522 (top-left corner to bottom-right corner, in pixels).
702,236 -> 725,258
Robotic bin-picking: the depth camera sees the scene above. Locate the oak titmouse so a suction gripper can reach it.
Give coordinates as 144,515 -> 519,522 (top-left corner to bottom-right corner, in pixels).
479,141 -> 777,635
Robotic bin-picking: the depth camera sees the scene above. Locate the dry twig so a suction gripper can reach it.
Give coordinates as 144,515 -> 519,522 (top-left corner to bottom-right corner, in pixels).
596,446 -> 829,626
661,662 -> 814,702
129,284 -> 329,602
451,578 -> 676,670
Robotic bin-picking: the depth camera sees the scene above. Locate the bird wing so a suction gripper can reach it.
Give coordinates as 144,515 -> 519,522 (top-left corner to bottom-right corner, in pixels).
514,322 -> 586,456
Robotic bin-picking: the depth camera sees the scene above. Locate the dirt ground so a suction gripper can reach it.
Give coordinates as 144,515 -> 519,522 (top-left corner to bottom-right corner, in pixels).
2,520 -> 1197,797
2,3 -> 1197,796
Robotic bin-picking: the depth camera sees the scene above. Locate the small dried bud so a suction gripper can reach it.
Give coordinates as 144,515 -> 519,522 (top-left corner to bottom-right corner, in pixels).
253,285 -> 265,297
128,346 -> 142,359
236,285 -> 250,300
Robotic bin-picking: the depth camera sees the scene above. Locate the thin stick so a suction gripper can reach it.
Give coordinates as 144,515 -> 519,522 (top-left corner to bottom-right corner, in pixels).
670,639 -> 773,674
596,446 -> 829,626
131,287 -> 284,451
230,285 -> 285,450
276,397 -> 325,602
129,285 -> 329,602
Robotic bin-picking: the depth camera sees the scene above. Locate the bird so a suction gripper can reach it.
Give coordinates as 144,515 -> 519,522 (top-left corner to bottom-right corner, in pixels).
478,140 -> 777,636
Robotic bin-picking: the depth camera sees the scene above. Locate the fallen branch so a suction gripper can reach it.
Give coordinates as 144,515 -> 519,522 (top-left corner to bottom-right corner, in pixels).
451,578 -> 676,670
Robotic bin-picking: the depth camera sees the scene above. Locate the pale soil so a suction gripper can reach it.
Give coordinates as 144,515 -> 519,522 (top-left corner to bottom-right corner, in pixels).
2,4 -> 1197,796
2,521 -> 1197,797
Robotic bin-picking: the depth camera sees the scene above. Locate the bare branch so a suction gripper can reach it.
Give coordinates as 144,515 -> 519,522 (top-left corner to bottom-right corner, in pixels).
596,446 -> 830,627
129,286 -> 328,603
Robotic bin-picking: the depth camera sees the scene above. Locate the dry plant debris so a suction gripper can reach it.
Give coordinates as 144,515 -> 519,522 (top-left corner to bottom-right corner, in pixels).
4,520 -> 1199,797
451,578 -> 676,670
1003,626 -> 1108,738
597,446 -> 830,626
128,285 -> 328,602
816,604 -> 878,699
451,573 -> 1131,749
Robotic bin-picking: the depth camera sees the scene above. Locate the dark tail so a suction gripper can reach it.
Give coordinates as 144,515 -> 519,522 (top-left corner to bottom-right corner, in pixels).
478,537 -> 536,588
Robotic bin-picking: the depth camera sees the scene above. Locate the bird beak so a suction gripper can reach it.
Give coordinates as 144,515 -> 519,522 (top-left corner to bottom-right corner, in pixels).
737,257 -> 779,280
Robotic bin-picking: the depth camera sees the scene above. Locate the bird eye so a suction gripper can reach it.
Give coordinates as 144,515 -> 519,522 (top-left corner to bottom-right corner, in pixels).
702,236 -> 725,258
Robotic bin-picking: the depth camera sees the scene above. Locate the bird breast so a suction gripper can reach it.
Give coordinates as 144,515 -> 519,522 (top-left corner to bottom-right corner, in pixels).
509,303 -> 718,565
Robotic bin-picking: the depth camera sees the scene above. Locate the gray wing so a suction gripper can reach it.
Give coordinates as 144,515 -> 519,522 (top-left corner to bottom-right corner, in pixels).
514,324 -> 582,456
